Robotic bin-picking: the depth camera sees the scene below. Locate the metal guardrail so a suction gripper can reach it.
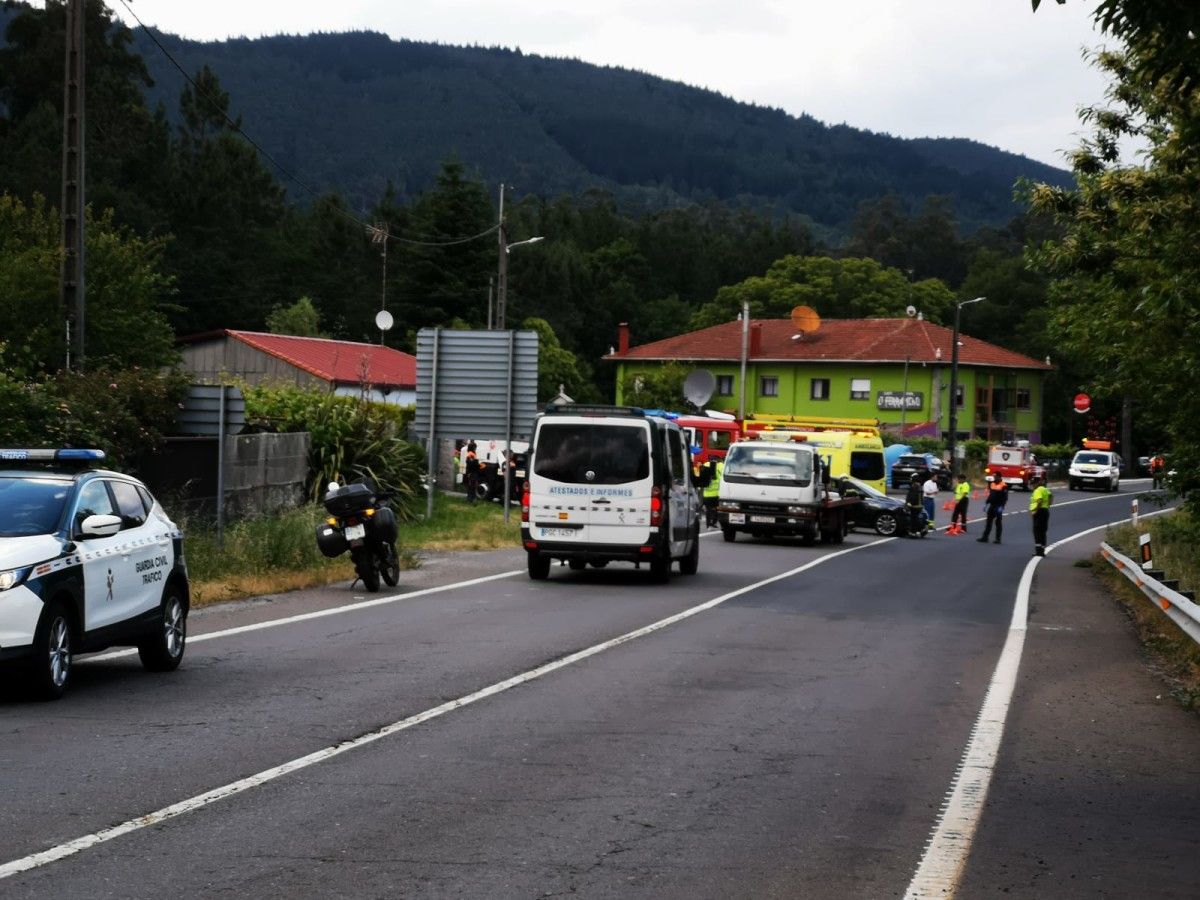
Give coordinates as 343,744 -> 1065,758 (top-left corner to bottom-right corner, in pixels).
1099,542 -> 1200,645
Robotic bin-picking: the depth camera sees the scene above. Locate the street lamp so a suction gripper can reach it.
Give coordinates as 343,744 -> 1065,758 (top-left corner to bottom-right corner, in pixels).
948,296 -> 985,477
495,236 -> 543,331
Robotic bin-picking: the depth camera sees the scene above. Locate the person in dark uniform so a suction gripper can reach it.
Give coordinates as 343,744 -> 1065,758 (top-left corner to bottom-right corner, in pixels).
977,473 -> 1009,544
905,475 -> 929,536
464,441 -> 481,504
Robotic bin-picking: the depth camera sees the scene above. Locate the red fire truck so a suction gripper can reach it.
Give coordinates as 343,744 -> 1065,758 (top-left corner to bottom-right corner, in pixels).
983,441 -> 1046,491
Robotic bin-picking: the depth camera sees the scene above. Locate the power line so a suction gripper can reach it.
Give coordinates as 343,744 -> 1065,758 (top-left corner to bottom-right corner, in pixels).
112,0 -> 498,248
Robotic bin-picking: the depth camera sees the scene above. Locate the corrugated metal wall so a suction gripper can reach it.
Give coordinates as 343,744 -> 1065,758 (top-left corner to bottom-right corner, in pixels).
413,329 -> 540,442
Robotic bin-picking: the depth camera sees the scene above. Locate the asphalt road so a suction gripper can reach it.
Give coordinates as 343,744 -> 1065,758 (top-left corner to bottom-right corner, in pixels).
2,478 -> 1196,898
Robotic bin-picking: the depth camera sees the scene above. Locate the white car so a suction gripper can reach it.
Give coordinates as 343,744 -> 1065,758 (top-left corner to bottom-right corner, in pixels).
0,449 -> 189,699
1067,450 -> 1121,492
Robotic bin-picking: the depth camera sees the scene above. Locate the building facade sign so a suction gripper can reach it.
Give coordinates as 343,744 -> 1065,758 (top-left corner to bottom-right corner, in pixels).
877,390 -> 923,411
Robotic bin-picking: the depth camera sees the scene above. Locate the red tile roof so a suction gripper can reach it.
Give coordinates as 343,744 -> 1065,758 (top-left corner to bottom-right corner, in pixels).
606,318 -> 1051,371
228,331 -> 417,387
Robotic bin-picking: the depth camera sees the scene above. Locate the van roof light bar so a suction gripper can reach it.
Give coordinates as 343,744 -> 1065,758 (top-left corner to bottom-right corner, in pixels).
543,404 -> 646,417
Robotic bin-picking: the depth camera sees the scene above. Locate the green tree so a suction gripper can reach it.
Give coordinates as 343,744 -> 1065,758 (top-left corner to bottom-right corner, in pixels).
395,159 -> 494,333
1029,0 -> 1200,489
520,316 -> 599,403
620,362 -> 689,411
165,66 -> 286,334
690,255 -> 956,330
0,193 -> 177,375
0,0 -> 171,233
267,295 -> 325,337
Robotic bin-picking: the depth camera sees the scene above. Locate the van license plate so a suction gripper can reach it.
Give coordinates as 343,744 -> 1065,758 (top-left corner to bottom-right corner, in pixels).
750,515 -> 776,523
540,527 -> 576,538
344,524 -> 366,540
727,513 -> 745,524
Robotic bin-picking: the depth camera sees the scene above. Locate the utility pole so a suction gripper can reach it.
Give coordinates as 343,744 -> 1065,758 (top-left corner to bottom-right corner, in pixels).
495,183 -> 508,331
738,301 -> 750,420
487,276 -> 495,330
370,222 -> 388,345
60,0 -> 86,370
948,297 -> 985,477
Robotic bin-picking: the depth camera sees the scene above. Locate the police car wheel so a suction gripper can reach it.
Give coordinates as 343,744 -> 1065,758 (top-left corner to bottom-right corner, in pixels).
30,600 -> 73,700
138,588 -> 187,672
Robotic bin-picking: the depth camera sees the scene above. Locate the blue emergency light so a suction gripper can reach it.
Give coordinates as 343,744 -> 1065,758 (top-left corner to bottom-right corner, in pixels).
0,448 -> 106,463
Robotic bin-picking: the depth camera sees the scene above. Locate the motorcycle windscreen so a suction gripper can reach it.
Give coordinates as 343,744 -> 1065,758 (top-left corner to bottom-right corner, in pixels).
529,421 -> 654,546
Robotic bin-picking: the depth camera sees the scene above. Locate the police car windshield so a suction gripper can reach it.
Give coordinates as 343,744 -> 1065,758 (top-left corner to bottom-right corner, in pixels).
0,476 -> 72,536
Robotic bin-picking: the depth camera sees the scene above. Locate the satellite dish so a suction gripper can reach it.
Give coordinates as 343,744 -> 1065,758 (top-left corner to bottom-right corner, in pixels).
790,305 -> 821,336
906,305 -> 917,318
682,369 -> 717,407
375,310 -> 394,332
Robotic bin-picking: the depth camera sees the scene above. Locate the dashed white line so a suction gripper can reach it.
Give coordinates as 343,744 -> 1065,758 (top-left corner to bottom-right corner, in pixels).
1,538 -> 889,881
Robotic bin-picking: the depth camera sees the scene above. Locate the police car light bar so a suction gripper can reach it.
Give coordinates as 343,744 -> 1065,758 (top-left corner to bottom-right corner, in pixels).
0,448 -> 106,463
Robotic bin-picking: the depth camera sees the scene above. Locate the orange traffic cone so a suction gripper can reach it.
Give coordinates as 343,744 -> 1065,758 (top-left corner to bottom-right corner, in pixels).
946,522 -> 964,535
972,490 -> 980,500
942,500 -> 955,511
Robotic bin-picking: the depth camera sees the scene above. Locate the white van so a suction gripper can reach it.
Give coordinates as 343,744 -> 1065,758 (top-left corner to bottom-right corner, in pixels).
521,405 -> 703,581
1068,450 -> 1121,492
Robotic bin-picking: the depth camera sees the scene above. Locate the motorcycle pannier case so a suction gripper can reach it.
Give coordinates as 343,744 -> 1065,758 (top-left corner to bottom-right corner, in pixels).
323,483 -> 376,517
315,524 -> 348,558
371,506 -> 398,543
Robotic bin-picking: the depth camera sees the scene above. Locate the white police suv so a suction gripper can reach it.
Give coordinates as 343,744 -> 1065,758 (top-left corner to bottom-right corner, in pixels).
0,449 -> 189,699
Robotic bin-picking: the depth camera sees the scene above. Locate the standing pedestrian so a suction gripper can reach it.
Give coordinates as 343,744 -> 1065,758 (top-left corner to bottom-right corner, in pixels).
1150,452 -> 1166,490
906,475 -> 929,536
921,473 -> 939,533
464,441 -> 481,504
1029,475 -> 1052,556
702,457 -> 723,527
976,473 -> 1009,544
951,473 -> 970,532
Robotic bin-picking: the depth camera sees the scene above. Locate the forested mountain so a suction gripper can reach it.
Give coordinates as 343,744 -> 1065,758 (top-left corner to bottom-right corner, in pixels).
117,28 -> 1070,237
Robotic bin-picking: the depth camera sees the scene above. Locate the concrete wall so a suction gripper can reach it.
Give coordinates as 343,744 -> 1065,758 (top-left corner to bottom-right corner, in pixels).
223,432 -> 311,517
140,432 -> 310,520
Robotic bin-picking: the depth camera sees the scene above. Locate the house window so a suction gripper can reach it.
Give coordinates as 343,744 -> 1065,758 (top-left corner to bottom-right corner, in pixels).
760,376 -> 779,398
850,378 -> 870,401
716,374 -> 734,396
976,387 -> 989,406
1016,388 -> 1031,410
954,384 -> 965,408
811,378 -> 830,400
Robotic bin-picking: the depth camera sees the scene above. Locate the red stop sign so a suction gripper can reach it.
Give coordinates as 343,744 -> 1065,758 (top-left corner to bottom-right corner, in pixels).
1073,392 -> 1091,413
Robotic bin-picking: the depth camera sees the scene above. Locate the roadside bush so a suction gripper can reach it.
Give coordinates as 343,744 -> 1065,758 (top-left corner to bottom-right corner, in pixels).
0,362 -> 187,472
242,383 -> 424,518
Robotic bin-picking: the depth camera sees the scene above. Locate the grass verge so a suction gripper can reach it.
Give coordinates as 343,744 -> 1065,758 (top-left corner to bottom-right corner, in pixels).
182,492 -> 519,607
1101,502 -> 1200,712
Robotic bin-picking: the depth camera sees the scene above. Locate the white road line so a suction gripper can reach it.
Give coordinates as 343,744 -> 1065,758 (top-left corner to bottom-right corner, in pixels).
84,569 -> 526,663
0,538 -> 889,881
903,505 -> 1174,898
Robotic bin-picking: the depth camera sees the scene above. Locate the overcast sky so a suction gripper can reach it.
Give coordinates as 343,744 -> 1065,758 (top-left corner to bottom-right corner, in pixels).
105,0 -> 1114,169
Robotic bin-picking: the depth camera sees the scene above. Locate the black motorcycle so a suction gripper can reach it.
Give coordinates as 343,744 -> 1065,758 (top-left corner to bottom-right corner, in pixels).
315,480 -> 400,592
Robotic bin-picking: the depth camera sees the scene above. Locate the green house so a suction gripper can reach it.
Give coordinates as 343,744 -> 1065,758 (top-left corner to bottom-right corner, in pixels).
606,317 -> 1053,443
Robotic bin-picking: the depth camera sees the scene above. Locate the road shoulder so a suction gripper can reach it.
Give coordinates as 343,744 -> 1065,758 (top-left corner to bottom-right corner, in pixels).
958,535 -> 1200,897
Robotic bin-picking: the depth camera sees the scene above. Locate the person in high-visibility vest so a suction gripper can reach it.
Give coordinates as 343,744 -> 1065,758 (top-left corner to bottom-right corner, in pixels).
1029,475 -> 1052,556
703,458 -> 723,527
951,474 -> 971,532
